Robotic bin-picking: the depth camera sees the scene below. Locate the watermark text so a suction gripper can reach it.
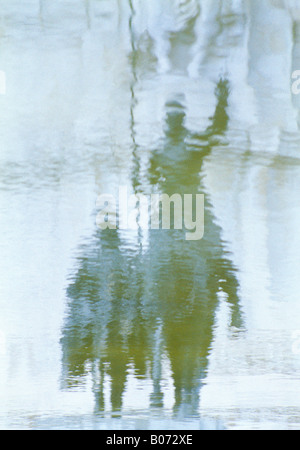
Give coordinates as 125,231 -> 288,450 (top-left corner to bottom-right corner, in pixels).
96,187 -> 205,241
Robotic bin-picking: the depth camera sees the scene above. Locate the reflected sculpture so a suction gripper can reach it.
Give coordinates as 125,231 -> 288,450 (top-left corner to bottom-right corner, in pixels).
61,79 -> 242,418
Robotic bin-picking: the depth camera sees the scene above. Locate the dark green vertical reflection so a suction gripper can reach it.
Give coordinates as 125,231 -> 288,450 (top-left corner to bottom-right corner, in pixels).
61,79 -> 242,418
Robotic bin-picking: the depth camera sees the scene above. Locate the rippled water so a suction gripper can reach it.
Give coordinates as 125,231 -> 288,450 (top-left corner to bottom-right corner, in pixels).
1,0 -> 300,430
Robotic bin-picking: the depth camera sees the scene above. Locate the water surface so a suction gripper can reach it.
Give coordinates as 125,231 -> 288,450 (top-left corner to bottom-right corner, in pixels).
1,0 -> 300,430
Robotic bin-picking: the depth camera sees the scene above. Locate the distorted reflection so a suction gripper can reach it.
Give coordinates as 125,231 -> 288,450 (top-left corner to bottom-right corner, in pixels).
2,0 -> 300,430
61,79 -> 241,418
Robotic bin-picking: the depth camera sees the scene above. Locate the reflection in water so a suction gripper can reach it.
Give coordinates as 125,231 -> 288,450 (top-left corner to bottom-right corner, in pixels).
61,79 -> 241,418
1,0 -> 300,430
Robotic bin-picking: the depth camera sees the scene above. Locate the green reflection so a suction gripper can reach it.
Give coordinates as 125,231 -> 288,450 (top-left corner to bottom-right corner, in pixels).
61,78 -> 242,418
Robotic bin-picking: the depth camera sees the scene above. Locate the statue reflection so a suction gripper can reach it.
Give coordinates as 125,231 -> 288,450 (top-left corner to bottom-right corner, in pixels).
61,79 -> 242,419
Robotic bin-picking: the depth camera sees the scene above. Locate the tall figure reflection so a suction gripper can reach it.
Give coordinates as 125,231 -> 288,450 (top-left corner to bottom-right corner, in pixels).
61,79 -> 242,419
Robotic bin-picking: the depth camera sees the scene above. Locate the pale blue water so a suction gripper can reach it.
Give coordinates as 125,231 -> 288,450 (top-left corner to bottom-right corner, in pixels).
1,0 -> 300,430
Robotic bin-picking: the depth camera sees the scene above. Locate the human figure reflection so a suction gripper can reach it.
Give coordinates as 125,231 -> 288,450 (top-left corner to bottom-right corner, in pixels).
61,79 -> 242,418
